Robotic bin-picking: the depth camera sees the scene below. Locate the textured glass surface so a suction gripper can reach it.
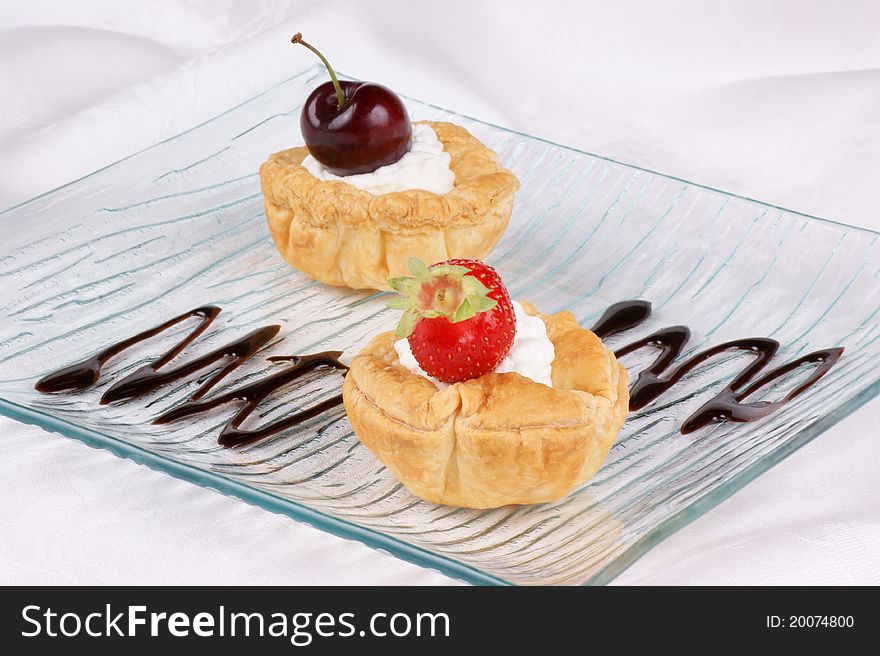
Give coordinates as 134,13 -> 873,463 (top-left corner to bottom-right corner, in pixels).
2,66 -> 879,585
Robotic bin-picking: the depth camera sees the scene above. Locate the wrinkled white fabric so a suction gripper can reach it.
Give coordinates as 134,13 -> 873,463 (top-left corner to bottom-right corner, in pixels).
1,0 -> 878,585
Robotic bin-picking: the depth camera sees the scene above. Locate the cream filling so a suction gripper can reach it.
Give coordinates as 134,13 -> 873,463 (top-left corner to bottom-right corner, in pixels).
302,123 -> 455,195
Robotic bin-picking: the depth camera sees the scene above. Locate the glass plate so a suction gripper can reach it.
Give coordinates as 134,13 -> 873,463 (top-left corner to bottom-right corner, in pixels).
2,66 -> 878,586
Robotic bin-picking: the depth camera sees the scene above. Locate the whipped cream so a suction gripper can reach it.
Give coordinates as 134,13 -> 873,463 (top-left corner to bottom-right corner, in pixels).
394,301 -> 556,390
302,123 -> 455,195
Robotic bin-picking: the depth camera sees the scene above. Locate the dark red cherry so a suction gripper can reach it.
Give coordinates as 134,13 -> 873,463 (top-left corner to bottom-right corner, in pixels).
301,80 -> 411,175
292,33 -> 412,176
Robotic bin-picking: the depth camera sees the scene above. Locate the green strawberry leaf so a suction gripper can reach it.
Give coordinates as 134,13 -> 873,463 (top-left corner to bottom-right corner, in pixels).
461,275 -> 491,297
387,297 -> 414,310
407,257 -> 431,281
429,264 -> 471,280
450,298 -> 477,323
418,309 -> 444,319
388,276 -> 421,297
394,307 -> 419,338
466,295 -> 498,313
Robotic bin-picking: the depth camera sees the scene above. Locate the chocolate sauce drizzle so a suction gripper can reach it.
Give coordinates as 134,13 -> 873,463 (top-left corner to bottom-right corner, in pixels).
35,307 -> 347,447
35,299 -> 843,445
154,353 -> 347,447
590,300 -> 844,433
36,306 -> 223,397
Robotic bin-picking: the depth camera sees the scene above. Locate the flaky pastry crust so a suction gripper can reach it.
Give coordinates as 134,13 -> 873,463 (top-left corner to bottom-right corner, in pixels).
342,302 -> 629,508
259,121 -> 520,290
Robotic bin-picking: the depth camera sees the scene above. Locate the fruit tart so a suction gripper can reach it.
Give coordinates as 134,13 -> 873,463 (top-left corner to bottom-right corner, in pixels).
342,258 -> 629,509
259,35 -> 520,291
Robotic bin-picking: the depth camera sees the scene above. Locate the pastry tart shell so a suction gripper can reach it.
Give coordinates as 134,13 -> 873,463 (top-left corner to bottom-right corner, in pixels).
342,303 -> 629,509
259,121 -> 520,290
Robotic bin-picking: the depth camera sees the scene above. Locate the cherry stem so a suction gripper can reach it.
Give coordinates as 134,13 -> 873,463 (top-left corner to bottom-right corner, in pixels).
291,33 -> 345,110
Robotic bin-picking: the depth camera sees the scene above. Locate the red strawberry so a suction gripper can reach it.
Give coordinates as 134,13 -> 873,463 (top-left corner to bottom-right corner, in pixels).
388,257 -> 516,383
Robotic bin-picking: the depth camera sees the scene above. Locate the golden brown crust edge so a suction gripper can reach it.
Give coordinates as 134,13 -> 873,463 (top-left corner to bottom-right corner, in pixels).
342,303 -> 629,508
259,121 -> 520,290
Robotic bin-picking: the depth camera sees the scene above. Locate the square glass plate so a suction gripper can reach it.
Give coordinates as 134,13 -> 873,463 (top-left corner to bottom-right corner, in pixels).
2,66 -> 878,586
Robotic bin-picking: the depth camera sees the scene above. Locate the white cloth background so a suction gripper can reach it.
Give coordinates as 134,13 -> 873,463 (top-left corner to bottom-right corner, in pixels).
1,0 -> 878,585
